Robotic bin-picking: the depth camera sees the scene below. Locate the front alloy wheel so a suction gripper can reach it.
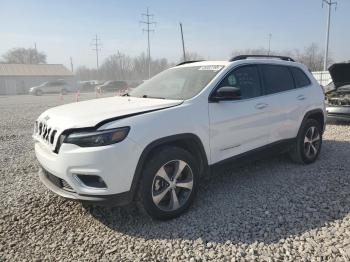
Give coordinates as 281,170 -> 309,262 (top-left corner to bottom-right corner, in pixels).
152,160 -> 194,212
138,146 -> 199,220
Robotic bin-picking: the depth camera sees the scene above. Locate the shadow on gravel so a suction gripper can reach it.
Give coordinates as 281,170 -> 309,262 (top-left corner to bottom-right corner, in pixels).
87,139 -> 350,244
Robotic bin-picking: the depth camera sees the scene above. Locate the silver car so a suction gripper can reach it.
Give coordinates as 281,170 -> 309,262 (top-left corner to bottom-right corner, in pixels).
29,80 -> 71,96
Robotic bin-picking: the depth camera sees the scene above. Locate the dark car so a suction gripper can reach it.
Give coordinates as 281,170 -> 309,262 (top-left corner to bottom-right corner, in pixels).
95,80 -> 128,93
326,63 -> 350,122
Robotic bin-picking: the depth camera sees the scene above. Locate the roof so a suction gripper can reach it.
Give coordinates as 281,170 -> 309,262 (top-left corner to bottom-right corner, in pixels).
0,64 -> 74,76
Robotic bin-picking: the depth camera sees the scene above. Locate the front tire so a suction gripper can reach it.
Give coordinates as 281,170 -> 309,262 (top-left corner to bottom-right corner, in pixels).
289,119 -> 322,164
137,146 -> 199,220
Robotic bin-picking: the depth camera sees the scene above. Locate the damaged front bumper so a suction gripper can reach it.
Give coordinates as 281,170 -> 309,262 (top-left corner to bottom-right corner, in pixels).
326,106 -> 350,122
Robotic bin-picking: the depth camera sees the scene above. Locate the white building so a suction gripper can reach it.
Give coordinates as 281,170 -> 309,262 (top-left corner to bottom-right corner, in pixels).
0,64 -> 74,95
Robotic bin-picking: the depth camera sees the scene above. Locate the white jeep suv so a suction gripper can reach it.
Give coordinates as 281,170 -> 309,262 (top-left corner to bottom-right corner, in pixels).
34,55 -> 326,220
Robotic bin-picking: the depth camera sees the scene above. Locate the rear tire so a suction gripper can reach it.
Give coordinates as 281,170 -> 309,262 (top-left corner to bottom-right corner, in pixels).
137,146 -> 199,220
289,119 -> 322,164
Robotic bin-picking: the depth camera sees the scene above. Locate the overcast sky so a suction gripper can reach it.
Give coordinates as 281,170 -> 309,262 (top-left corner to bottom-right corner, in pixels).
0,0 -> 349,69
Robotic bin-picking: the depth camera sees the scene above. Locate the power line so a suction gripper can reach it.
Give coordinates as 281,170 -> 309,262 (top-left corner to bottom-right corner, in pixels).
91,34 -> 102,71
322,0 -> 337,71
140,7 -> 156,79
180,22 -> 186,62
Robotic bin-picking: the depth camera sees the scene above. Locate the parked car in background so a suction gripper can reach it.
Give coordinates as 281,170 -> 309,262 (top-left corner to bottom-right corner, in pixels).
34,55 -> 326,220
95,80 -> 128,93
325,62 -> 350,122
29,80 -> 72,96
78,80 -> 99,92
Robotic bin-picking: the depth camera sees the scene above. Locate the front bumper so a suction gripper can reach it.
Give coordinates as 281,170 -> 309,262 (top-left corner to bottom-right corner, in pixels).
35,137 -> 142,204
39,167 -> 133,206
326,106 -> 350,122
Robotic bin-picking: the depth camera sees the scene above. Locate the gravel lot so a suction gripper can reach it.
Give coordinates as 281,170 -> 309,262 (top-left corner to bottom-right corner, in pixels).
1,94 -> 350,261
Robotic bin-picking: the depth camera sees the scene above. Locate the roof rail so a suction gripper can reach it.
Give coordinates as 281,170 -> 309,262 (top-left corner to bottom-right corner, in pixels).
229,55 -> 295,62
176,60 -> 205,66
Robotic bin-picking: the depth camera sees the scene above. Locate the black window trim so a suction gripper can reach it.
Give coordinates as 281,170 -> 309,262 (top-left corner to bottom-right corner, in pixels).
288,66 -> 312,89
208,64 -> 263,102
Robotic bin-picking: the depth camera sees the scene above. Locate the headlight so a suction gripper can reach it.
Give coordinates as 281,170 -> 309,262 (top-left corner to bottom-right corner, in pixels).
64,127 -> 130,147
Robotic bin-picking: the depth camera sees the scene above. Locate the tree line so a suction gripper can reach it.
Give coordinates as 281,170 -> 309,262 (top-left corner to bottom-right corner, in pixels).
0,43 -> 333,81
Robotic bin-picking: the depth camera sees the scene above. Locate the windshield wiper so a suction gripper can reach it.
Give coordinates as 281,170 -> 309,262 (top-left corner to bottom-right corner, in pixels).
142,95 -> 165,99
122,93 -> 130,96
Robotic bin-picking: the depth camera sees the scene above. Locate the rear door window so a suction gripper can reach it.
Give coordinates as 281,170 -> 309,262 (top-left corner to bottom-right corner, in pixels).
260,65 -> 295,95
290,67 -> 311,88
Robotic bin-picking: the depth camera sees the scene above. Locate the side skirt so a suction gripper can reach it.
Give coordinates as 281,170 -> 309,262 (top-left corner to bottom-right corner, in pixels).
210,138 -> 296,170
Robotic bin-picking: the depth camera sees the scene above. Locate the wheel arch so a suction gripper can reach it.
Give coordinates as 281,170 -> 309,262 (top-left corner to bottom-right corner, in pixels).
129,133 -> 209,201
299,109 -> 325,135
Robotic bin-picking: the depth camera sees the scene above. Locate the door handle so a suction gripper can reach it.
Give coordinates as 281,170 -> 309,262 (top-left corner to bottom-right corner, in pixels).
255,103 -> 268,110
296,94 -> 306,101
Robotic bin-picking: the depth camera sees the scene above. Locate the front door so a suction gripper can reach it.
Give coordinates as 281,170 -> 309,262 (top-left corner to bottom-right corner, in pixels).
208,65 -> 272,164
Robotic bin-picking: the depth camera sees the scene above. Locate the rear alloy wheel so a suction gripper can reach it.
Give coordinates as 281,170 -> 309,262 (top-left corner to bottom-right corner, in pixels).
289,119 -> 322,164
138,147 -> 199,220
303,126 -> 321,160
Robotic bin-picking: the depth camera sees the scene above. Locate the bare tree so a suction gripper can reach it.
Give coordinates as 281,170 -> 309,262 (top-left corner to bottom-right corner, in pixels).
230,43 -> 332,71
2,48 -> 47,64
76,52 -> 172,81
183,52 -> 204,61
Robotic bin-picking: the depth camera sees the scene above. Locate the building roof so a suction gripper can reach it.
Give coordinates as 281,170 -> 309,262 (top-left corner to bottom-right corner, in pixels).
0,64 -> 73,76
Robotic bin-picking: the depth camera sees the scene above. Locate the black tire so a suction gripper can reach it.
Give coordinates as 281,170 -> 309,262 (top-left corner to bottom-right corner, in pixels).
137,146 -> 199,220
35,89 -> 43,96
289,119 -> 322,164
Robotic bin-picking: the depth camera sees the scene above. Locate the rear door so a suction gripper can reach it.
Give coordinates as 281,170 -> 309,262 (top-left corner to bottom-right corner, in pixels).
258,64 -> 304,142
208,65 -> 273,163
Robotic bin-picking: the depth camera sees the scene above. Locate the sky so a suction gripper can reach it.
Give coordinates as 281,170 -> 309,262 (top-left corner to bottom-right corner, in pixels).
0,0 -> 349,69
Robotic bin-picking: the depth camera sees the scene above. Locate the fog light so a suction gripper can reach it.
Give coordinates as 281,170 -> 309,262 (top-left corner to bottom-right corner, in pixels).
75,175 -> 107,189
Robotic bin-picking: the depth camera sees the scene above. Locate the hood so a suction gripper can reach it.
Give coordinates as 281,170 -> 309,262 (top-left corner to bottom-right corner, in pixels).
328,63 -> 350,88
37,96 -> 183,131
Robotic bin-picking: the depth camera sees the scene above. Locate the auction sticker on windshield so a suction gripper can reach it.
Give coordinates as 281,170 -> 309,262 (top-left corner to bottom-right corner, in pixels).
198,65 -> 223,71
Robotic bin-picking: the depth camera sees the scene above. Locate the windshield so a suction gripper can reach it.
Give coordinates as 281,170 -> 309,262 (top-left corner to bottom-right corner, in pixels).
129,66 -> 223,100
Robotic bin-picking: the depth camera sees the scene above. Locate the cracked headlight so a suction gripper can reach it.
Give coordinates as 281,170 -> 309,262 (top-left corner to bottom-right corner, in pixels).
64,127 -> 130,147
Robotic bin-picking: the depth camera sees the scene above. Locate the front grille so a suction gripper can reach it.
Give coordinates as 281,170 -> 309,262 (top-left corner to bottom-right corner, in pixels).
35,121 -> 57,146
43,168 -> 75,192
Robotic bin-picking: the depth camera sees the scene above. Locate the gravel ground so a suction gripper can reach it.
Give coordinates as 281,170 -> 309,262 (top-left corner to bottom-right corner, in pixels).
1,94 -> 350,261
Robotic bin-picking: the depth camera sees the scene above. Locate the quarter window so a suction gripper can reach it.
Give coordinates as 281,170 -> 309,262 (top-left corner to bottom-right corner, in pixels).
261,65 -> 295,95
218,65 -> 262,99
290,67 -> 311,88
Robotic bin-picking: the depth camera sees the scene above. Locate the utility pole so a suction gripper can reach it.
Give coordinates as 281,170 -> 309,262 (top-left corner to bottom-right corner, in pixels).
34,42 -> 37,51
91,34 -> 102,71
267,33 -> 272,56
180,22 -> 186,62
322,0 -> 337,70
140,8 -> 156,79
70,56 -> 74,72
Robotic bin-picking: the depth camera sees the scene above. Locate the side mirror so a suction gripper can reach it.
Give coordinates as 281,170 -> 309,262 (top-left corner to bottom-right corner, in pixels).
211,86 -> 241,101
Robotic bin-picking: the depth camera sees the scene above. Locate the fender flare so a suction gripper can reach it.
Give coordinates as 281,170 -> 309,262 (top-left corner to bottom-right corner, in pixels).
298,109 -> 325,136
129,133 -> 209,200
